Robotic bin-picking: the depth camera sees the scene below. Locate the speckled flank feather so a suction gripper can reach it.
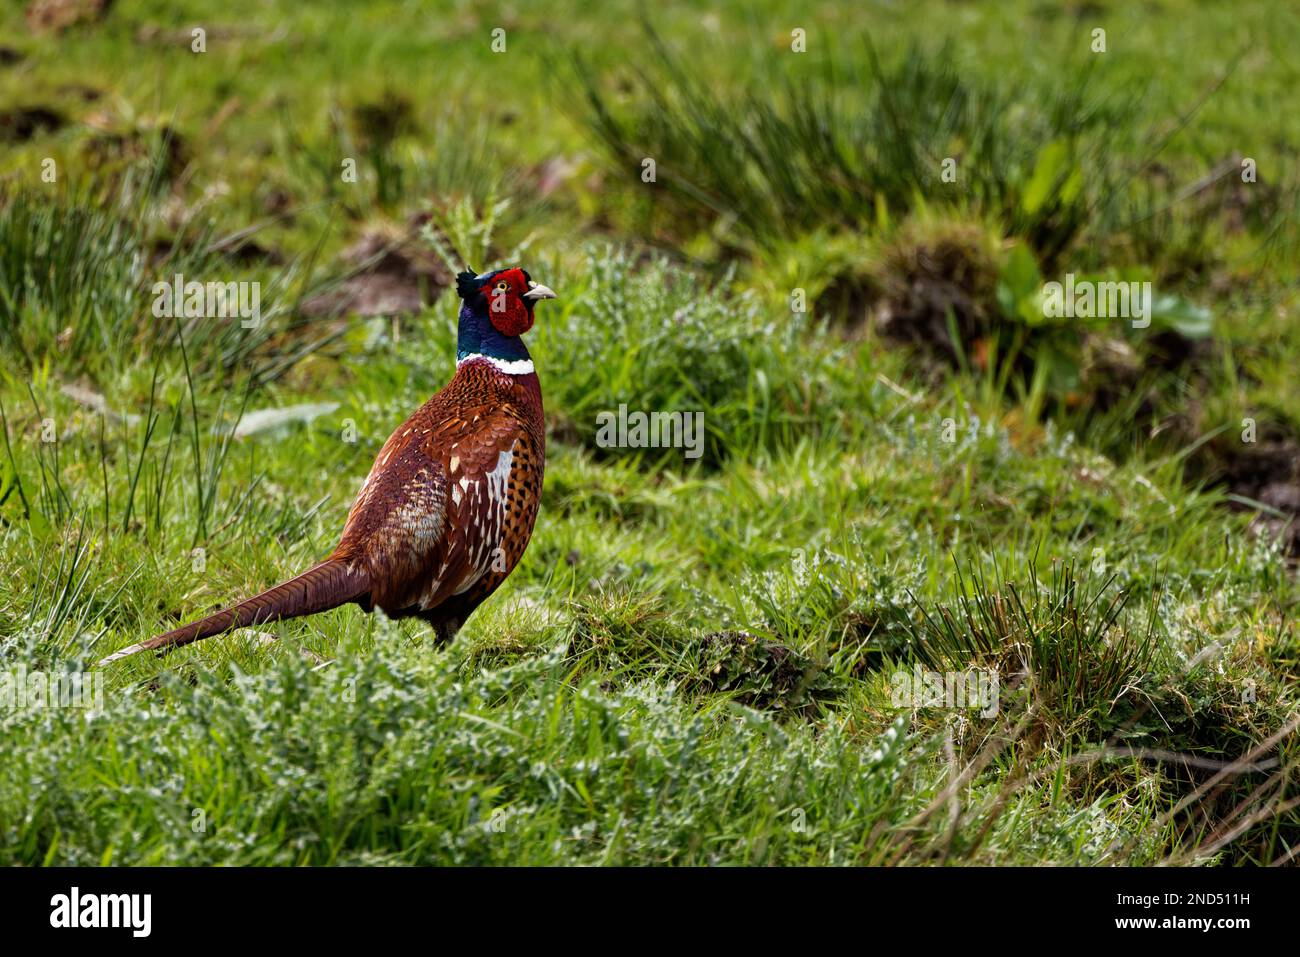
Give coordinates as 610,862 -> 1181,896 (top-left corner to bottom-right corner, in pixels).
101,355 -> 545,664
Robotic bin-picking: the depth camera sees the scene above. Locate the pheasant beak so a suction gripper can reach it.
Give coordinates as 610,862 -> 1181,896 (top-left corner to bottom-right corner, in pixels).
523,282 -> 557,301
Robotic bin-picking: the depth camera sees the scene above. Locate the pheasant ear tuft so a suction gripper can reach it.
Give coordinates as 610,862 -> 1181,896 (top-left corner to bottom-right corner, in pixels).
456,270 -> 482,301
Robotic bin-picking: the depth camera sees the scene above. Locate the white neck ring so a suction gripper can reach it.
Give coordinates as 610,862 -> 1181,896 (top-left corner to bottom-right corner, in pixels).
457,353 -> 535,375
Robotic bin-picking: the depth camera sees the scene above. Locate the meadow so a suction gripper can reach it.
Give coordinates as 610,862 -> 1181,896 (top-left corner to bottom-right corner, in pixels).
0,0 -> 1297,865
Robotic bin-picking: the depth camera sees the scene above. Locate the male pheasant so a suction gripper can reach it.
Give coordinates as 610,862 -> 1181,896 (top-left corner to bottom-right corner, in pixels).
99,267 -> 555,665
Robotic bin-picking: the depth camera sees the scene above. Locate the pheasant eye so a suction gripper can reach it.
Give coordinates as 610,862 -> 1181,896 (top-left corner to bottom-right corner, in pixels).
495,281 -> 509,292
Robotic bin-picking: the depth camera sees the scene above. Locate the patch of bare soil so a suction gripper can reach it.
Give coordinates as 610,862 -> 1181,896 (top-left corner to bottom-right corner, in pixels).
0,106 -> 65,142
80,119 -> 189,183
300,221 -> 452,319
870,223 -> 1001,366
26,0 -> 111,34
1215,438 -> 1300,557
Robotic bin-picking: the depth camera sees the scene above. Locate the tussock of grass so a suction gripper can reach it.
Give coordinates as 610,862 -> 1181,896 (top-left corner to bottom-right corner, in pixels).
528,245 -> 855,467
576,27 -> 1140,260
906,557 -> 1159,742
0,183 -> 345,384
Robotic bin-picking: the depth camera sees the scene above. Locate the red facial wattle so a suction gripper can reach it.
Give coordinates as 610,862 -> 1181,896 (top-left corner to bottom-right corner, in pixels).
486,268 -> 534,337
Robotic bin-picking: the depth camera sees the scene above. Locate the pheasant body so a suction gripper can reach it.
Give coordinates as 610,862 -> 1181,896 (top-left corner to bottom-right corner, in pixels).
339,353 -> 545,640
100,266 -> 554,664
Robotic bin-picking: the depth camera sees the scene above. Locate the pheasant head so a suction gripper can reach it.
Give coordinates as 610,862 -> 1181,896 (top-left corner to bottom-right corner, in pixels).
455,267 -> 556,366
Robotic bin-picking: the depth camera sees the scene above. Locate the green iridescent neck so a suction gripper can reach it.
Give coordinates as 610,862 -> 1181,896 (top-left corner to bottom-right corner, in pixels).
456,302 -> 532,364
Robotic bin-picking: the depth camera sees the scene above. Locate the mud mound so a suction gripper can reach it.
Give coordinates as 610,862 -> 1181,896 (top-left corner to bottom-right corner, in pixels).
300,223 -> 452,319
871,223 -> 1001,365
0,106 -> 65,142
26,0 -> 111,34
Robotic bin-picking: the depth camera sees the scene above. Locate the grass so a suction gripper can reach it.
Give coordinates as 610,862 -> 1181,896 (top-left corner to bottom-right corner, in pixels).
576,27 -> 1142,261
0,0 -> 1297,866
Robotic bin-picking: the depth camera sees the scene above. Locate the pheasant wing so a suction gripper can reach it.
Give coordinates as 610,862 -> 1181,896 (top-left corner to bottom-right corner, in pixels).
335,404 -> 528,615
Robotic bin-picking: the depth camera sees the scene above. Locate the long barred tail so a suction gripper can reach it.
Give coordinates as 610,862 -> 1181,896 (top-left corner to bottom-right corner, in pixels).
97,559 -> 370,666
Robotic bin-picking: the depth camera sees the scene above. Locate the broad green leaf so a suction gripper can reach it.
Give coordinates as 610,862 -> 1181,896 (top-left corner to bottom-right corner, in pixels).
1149,294 -> 1213,339
996,242 -> 1043,325
1021,140 -> 1073,216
